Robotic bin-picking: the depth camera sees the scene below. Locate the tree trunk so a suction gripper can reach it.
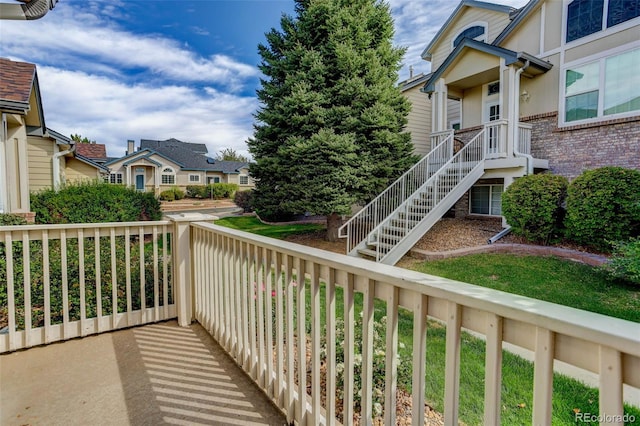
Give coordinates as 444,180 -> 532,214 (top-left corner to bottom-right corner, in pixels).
326,212 -> 342,242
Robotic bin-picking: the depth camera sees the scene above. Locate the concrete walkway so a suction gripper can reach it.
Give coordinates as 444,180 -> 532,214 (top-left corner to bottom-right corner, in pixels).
0,321 -> 288,426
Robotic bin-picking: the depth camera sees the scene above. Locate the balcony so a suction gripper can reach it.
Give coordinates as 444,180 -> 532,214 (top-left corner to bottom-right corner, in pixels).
1,215 -> 639,425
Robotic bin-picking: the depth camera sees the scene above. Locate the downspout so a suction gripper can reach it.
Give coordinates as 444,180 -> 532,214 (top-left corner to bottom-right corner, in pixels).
513,60 -> 534,175
0,0 -> 58,20
53,142 -> 75,191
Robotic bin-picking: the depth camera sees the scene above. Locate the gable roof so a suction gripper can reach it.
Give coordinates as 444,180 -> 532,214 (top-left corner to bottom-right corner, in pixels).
0,58 -> 46,133
400,73 -> 432,92
104,147 -> 184,168
422,37 -> 552,93
73,154 -> 110,173
75,143 -> 108,160
420,0 -> 516,60
139,138 -> 249,173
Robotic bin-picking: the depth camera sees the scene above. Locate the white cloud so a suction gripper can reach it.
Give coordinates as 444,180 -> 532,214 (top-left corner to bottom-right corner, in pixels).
37,66 -> 257,159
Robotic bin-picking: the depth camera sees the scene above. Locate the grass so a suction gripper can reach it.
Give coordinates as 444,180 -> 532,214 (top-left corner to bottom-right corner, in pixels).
215,216 -> 324,239
409,254 -> 640,323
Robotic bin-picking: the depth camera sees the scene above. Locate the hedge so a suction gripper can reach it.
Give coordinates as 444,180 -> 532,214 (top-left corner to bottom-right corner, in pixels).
185,183 -> 238,199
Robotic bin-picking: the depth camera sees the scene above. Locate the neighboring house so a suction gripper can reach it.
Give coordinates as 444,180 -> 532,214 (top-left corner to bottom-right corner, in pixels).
0,57 -> 108,218
104,138 -> 253,193
347,0 -> 640,264
75,142 -> 109,164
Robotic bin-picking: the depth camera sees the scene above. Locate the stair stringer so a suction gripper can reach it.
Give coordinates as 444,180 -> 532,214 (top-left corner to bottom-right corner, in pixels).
378,164 -> 485,265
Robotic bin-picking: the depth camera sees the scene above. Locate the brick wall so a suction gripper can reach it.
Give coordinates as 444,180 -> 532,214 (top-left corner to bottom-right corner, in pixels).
523,112 -> 640,180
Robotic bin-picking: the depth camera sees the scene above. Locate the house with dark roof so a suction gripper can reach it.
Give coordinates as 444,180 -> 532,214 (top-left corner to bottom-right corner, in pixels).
104,138 -> 253,193
0,57 -> 108,218
75,143 -> 108,164
347,0 -> 640,264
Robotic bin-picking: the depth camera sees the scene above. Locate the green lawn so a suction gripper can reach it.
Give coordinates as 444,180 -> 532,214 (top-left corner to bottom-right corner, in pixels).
409,253 -> 640,323
215,216 -> 324,239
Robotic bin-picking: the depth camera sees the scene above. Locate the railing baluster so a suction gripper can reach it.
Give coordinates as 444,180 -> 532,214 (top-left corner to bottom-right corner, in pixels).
138,226 -> 145,324
257,246 -> 266,386
111,228 -> 117,329
22,230 -> 31,348
61,230 -> 69,339
5,233 -> 16,351
95,228 -> 102,333
78,229 -> 86,336
599,346 -> 624,426
249,243 -> 258,380
310,262 -> 321,424
241,241 -> 250,369
42,230 -> 51,344
265,248 -> 274,396
125,227 -> 132,326
343,273 -> 355,424
162,226 -> 168,319
295,256 -> 307,425
484,313 -> 503,425
444,301 -> 461,424
234,240 -> 243,361
411,294 -> 427,426
533,327 -> 554,426
361,278 -> 375,423
384,287 -> 399,426
152,226 -> 159,322
274,251 -> 284,407
285,254 -> 295,424
326,268 -> 337,426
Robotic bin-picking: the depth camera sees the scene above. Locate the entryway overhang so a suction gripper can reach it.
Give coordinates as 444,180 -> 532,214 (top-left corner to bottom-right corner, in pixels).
422,38 -> 552,94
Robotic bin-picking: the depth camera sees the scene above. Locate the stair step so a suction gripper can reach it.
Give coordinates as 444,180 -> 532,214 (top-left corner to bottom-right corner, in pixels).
357,248 -> 378,259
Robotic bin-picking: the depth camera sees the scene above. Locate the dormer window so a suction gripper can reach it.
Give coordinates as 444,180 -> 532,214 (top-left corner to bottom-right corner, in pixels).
453,24 -> 487,48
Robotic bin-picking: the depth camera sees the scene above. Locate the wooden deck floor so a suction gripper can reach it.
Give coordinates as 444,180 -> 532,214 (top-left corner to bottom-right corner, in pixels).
0,320 -> 288,426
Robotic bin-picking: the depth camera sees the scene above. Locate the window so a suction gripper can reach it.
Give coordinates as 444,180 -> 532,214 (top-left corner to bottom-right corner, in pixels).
208,176 -> 221,184
106,173 -> 123,184
608,0 -> 640,28
239,175 -> 249,185
189,174 -> 200,183
161,167 -> 175,185
566,0 -> 640,43
564,47 -> 640,122
487,82 -> 500,96
453,25 -> 486,48
470,185 -> 503,215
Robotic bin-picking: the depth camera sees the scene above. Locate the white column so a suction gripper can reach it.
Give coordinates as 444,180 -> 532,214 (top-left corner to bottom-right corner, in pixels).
168,213 -> 217,327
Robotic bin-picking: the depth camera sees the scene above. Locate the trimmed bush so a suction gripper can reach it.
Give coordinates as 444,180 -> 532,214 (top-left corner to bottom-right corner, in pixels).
186,184 -> 238,199
604,238 -> 640,285
31,181 -> 162,224
565,167 -> 640,251
159,190 -> 175,201
0,214 -> 27,226
234,190 -> 254,213
502,173 -> 568,244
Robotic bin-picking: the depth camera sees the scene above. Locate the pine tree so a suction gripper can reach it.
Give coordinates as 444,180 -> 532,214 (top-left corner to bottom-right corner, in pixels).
248,0 -> 416,241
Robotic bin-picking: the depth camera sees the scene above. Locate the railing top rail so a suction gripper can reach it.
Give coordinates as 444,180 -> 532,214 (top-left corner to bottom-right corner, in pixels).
192,221 -> 640,356
0,220 -> 173,232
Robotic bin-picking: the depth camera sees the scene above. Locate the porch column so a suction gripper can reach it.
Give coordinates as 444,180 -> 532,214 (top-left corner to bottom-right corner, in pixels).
504,64 -> 517,158
168,212 -> 218,327
432,78 -> 448,133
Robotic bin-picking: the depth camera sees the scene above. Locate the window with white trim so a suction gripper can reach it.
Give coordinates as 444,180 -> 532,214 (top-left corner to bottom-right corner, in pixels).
564,47 -> 640,123
208,176 -> 221,184
161,167 -> 175,185
239,175 -> 249,185
566,0 -> 640,43
470,185 -> 503,215
189,174 -> 201,183
106,173 -> 123,184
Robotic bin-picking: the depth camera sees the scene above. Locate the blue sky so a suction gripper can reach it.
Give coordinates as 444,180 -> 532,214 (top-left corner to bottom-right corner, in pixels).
0,0 -> 527,158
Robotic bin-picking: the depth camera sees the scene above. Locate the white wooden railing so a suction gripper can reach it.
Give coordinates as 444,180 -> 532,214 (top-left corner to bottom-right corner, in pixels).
484,119 -> 508,158
518,122 -> 532,155
338,131 -> 454,255
190,222 -> 640,426
0,220 -> 175,352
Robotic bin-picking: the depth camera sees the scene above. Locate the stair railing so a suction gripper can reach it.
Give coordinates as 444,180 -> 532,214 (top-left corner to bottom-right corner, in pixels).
338,130 -> 454,254
370,129 -> 487,262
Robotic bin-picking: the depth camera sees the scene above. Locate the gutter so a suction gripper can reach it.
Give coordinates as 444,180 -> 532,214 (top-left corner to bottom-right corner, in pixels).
0,0 -> 58,20
513,60 -> 534,175
53,141 -> 75,191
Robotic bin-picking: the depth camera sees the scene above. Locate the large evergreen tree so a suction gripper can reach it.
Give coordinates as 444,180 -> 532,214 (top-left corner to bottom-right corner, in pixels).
248,0 -> 416,241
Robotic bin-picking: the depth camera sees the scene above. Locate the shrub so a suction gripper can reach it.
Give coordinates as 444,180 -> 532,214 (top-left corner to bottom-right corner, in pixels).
234,190 -> 254,213
31,181 -> 162,224
159,190 -> 175,201
186,184 -> 238,199
186,185 -> 207,199
603,238 -> 640,285
171,186 -> 185,200
502,173 -> 568,244
0,214 -> 27,226
565,167 -> 640,251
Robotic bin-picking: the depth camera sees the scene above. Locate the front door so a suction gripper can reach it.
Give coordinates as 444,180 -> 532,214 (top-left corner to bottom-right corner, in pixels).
136,174 -> 145,191
486,102 -> 501,155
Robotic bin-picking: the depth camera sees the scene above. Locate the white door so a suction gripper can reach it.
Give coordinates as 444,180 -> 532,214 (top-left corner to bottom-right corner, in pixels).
486,102 -> 501,155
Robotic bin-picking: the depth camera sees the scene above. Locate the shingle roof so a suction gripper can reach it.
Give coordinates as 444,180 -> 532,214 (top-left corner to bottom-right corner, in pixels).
0,57 -> 36,104
75,143 -> 108,160
139,138 -> 248,173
